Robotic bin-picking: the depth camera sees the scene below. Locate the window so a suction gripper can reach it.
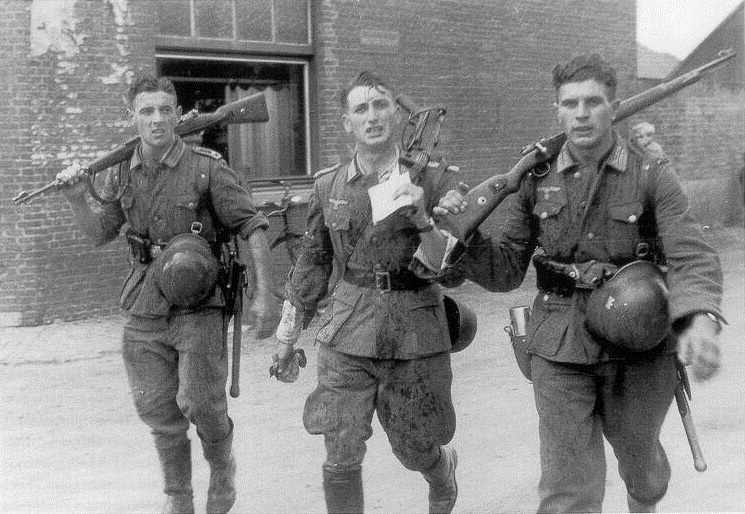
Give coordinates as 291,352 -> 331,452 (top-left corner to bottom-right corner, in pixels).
157,55 -> 311,182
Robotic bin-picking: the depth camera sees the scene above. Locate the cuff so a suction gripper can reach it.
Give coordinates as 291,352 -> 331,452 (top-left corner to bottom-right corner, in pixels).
239,212 -> 270,240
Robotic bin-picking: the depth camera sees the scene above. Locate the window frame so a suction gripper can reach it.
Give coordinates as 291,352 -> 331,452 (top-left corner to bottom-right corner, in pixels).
156,52 -> 313,178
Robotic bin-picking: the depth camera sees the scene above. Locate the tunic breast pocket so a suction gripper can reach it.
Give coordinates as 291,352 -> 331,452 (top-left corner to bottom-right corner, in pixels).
324,209 -> 352,254
172,194 -> 201,233
324,209 -> 350,232
606,201 -> 643,260
533,200 -> 568,254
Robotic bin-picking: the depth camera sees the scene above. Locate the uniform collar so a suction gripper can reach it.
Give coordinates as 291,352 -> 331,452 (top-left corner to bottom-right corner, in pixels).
130,136 -> 186,171
556,132 -> 628,174
347,147 -> 401,182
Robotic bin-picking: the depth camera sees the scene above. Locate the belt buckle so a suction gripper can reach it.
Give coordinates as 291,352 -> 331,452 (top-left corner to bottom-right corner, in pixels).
375,270 -> 392,292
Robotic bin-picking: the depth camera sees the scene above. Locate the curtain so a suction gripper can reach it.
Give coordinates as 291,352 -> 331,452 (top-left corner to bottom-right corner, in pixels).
227,84 -> 294,181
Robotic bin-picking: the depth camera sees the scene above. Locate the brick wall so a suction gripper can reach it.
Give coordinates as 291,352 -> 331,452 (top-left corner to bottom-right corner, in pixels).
627,81 -> 745,227
314,0 -> 636,236
2,0 -> 156,325
3,0 -> 637,325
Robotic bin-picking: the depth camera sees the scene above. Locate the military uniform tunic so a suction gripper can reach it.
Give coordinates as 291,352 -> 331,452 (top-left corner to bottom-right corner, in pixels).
289,155 -> 460,472
457,136 -> 724,511
92,136 -> 268,448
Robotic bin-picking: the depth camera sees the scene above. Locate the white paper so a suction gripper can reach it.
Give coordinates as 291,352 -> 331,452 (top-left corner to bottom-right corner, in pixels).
368,171 -> 413,224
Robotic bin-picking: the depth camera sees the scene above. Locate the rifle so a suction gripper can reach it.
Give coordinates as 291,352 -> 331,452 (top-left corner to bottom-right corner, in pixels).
435,48 -> 736,241
13,91 -> 269,206
675,360 -> 707,472
222,236 -> 248,398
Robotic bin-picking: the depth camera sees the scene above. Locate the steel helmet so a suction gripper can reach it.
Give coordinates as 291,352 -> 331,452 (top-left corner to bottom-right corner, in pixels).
156,233 -> 220,308
585,260 -> 669,352
443,295 -> 478,353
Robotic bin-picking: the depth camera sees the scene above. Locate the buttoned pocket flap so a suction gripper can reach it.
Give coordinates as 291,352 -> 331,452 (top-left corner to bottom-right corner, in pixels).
324,211 -> 350,232
609,202 -> 643,224
176,195 -> 199,210
533,201 -> 565,220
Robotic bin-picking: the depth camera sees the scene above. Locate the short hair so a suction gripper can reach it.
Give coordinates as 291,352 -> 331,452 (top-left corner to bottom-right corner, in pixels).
127,74 -> 177,109
552,54 -> 617,99
339,71 -> 394,111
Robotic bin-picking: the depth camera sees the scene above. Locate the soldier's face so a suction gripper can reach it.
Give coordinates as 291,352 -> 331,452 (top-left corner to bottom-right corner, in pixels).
556,79 -> 619,151
633,128 -> 655,148
342,85 -> 400,151
130,91 -> 181,152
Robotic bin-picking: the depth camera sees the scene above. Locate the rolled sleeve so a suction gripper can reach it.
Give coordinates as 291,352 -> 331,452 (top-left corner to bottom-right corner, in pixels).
653,164 -> 724,322
285,184 -> 334,317
208,161 -> 270,238
96,166 -> 126,245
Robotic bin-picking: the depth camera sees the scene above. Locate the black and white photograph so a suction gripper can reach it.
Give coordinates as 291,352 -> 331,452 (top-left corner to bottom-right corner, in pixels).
1,1 -> 744,512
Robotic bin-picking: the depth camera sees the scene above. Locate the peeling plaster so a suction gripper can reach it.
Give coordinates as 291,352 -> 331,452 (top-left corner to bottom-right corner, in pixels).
100,0 -> 134,85
30,0 -> 85,58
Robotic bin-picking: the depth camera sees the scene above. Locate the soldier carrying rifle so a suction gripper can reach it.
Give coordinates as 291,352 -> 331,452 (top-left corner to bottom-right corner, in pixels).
436,53 -> 725,512
55,75 -> 275,513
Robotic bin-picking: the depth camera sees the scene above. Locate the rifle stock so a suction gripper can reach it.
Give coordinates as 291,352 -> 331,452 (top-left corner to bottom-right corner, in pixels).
437,49 -> 736,241
13,92 -> 268,206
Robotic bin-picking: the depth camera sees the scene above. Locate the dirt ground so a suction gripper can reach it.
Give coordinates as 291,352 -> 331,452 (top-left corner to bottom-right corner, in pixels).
1,227 -> 743,514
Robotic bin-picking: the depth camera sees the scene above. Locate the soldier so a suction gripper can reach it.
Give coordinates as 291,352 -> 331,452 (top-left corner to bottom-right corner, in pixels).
437,54 -> 724,512
56,75 -> 274,513
631,121 -> 667,162
270,71 -> 463,513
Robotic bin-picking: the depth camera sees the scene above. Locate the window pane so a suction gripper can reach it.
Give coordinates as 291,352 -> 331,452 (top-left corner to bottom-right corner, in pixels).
275,0 -> 309,44
194,0 -> 233,39
158,58 -> 308,180
158,0 -> 191,37
236,0 -> 272,42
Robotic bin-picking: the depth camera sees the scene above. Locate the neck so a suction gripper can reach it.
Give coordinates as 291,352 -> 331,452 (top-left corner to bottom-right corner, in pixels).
570,132 -> 616,167
142,141 -> 173,168
356,145 -> 398,176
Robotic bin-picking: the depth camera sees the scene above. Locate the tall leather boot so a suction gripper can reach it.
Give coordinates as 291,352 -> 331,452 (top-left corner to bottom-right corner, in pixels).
157,441 -> 195,514
322,466 -> 364,514
628,493 -> 657,513
422,445 -> 458,514
200,422 -> 237,514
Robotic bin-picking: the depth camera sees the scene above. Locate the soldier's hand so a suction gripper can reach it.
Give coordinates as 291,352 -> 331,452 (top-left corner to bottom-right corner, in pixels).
249,287 -> 279,340
270,344 -> 306,383
433,182 -> 469,216
55,163 -> 89,199
677,313 -> 722,381
393,182 -> 430,230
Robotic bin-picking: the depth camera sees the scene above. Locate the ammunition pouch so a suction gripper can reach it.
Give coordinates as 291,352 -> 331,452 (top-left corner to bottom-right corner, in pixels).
533,253 -> 618,295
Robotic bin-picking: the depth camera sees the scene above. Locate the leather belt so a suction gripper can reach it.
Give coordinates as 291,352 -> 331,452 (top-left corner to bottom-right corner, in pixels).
343,268 -> 432,292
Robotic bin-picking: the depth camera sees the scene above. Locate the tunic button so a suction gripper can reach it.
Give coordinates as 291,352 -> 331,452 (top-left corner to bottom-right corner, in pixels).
153,215 -> 160,221
543,294 -> 549,301
587,232 -> 595,239
574,171 -> 581,178
628,215 -> 637,222
331,222 -> 337,229
540,212 -> 548,219
188,202 -> 195,208
201,174 -> 206,179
